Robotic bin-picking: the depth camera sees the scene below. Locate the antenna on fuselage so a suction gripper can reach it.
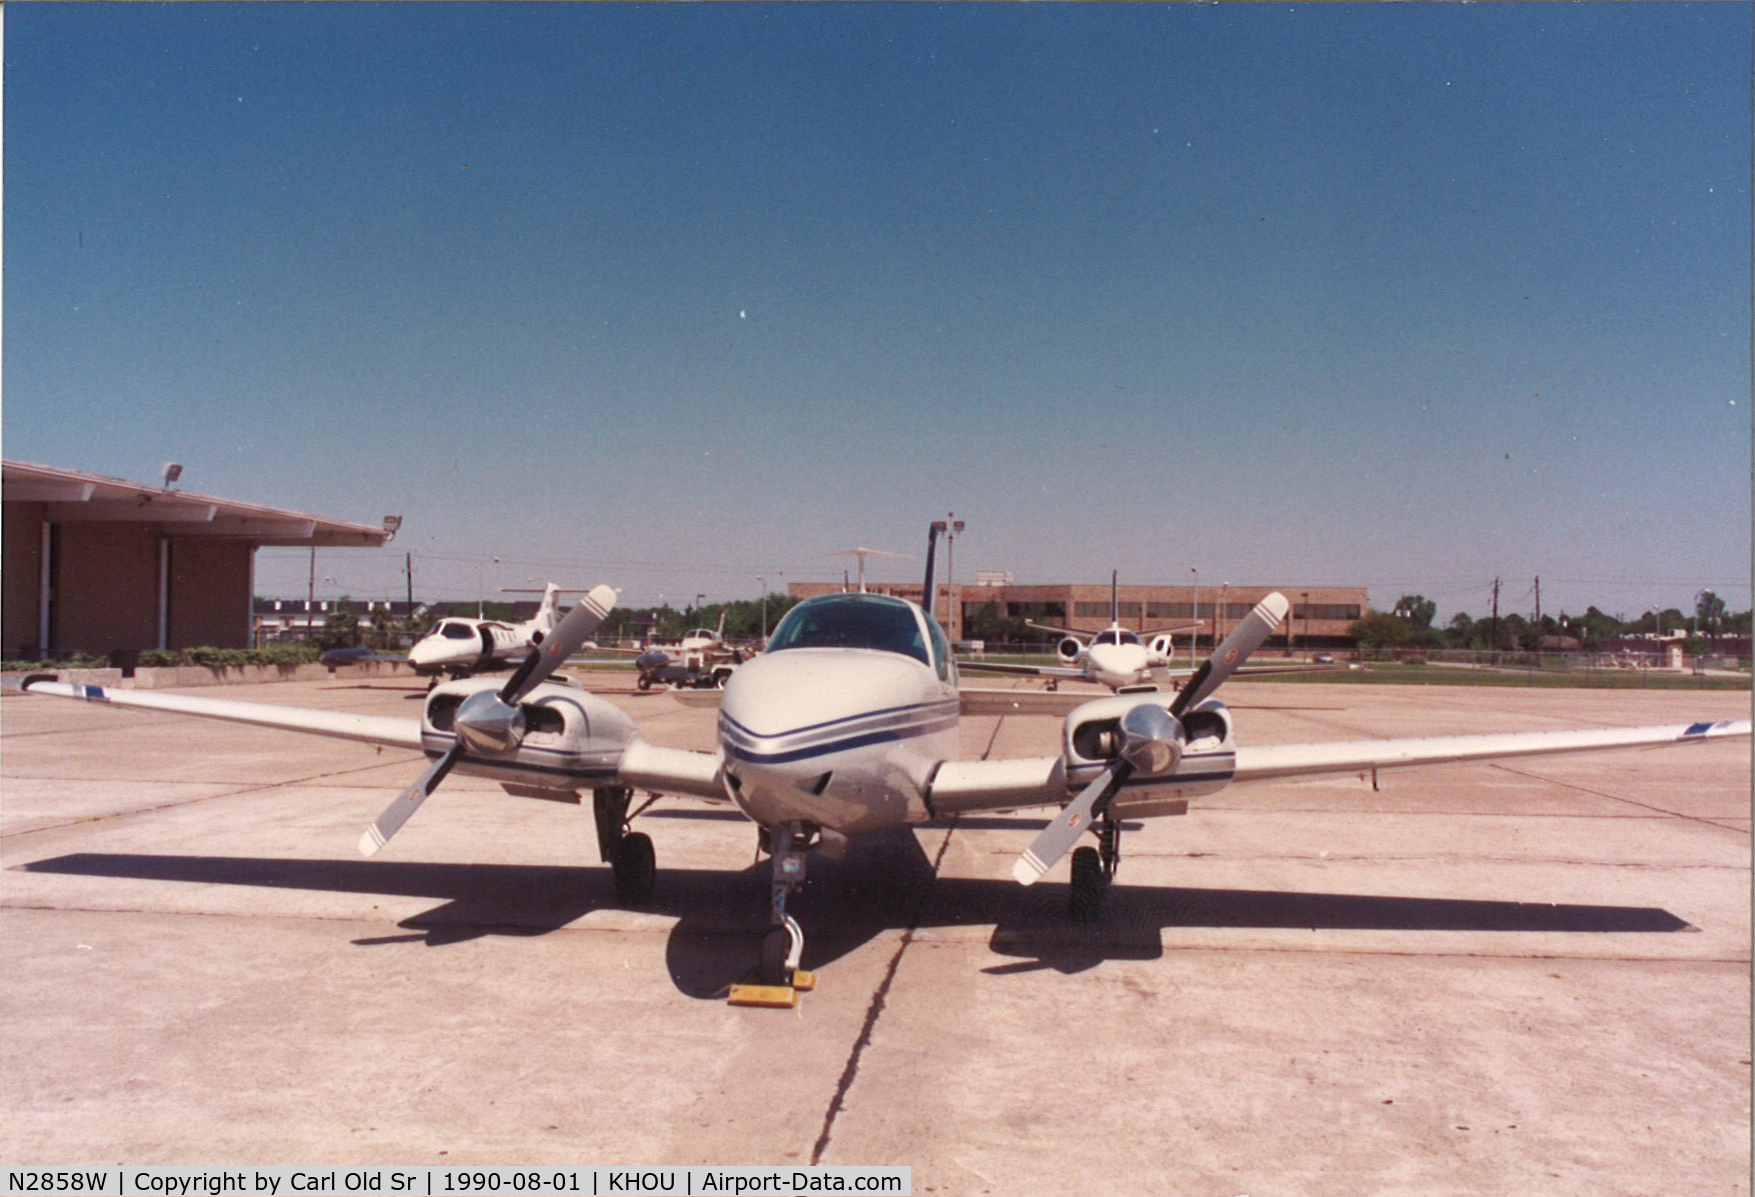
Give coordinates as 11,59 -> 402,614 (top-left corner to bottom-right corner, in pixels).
828,547 -> 909,594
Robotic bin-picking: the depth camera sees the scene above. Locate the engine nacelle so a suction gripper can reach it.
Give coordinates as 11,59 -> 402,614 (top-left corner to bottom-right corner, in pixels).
1057,637 -> 1084,665
1147,633 -> 1175,661
1060,693 -> 1236,814
422,676 -> 637,796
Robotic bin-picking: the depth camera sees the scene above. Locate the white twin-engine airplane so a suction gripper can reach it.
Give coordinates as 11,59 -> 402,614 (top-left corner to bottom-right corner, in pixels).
404,582 -> 588,679
22,544 -> 1750,994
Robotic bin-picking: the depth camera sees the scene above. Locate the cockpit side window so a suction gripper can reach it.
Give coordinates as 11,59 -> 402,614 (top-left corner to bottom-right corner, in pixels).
924,609 -> 954,682
765,595 -> 929,666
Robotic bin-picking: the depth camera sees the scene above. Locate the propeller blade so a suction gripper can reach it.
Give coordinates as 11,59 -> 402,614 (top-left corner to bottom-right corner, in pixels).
1012,760 -> 1132,886
1172,591 -> 1289,718
496,583 -> 617,704
358,745 -> 462,857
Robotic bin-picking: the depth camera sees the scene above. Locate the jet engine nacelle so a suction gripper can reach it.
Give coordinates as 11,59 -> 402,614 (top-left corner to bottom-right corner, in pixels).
420,676 -> 637,798
1060,693 -> 1236,816
1147,633 -> 1175,661
1057,637 -> 1084,665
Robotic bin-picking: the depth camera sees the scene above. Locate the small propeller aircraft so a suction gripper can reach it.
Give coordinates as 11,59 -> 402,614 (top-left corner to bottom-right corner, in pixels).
404,583 -> 590,680
20,531 -> 1750,1001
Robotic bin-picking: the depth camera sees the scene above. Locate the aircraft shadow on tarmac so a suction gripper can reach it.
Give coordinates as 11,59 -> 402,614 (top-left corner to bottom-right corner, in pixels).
20,833 -> 1695,1000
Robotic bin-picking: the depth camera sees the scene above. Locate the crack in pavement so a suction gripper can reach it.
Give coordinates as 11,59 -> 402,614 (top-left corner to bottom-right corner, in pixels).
809,818 -> 959,1166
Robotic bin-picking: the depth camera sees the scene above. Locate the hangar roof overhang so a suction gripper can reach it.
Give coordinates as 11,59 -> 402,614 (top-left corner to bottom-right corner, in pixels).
2,459 -> 391,547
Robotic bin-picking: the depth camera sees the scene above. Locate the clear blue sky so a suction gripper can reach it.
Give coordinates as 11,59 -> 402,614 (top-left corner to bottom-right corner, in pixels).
6,3 -> 1749,623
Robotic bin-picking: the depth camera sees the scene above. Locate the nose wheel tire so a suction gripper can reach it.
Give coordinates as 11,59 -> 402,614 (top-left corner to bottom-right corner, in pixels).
759,915 -> 804,987
612,831 -> 656,905
760,928 -> 792,986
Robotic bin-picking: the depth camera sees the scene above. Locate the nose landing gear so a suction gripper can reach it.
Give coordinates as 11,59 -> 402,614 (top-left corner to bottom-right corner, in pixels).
730,822 -> 820,1007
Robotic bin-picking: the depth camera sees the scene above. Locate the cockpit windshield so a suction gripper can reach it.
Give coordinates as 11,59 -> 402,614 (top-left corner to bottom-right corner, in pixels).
765,594 -> 930,667
439,621 -> 475,640
1092,629 -> 1142,647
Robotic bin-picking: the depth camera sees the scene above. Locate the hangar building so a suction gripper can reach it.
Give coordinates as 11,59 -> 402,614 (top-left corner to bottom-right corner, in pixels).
3,460 -> 391,659
788,578 -> 1368,651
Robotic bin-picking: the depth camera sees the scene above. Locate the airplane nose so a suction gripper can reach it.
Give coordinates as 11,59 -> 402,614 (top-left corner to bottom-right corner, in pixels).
407,639 -> 448,667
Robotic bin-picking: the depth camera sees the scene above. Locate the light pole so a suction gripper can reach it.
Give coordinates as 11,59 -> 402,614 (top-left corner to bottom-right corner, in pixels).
944,514 -> 965,639
757,576 -> 767,641
1218,582 -> 1229,645
1190,567 -> 1199,665
1300,592 -> 1310,658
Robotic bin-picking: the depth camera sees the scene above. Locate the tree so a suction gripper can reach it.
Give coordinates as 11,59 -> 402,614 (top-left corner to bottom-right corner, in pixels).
964,601 -> 1030,645
1696,591 -> 1728,637
1348,609 -> 1412,648
311,599 -> 360,651
1393,594 -> 1437,629
1444,612 -> 1476,649
1568,607 -> 1620,652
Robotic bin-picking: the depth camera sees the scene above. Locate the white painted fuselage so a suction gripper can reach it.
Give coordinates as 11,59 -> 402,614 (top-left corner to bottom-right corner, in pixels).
715,594 -> 960,835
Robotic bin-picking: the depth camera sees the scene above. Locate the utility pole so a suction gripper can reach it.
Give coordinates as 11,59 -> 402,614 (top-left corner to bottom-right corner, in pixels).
1491,577 -> 1500,653
1534,576 -> 1540,626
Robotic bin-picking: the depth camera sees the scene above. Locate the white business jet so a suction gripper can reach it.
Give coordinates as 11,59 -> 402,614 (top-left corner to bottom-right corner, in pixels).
958,572 -> 1334,714
22,537 -> 1750,996
405,582 -> 586,679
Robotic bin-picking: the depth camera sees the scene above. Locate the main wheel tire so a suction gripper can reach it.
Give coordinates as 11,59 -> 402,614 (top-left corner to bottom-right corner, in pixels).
612,831 -> 656,905
636,674 -> 653,691
1068,845 -> 1105,922
760,927 -> 793,987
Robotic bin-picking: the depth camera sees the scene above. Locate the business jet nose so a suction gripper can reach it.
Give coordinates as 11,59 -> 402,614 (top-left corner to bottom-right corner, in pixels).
407,638 -> 456,668
1087,641 -> 1148,680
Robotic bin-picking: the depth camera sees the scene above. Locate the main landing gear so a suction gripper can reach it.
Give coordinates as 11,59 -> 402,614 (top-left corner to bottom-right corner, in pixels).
1068,809 -> 1121,922
592,786 -> 656,905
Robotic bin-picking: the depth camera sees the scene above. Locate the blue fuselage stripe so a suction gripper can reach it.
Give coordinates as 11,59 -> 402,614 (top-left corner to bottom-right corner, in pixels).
724,715 -> 959,766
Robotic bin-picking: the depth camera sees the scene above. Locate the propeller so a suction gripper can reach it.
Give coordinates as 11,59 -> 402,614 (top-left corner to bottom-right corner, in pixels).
358,583 -> 617,857
1012,591 -> 1288,886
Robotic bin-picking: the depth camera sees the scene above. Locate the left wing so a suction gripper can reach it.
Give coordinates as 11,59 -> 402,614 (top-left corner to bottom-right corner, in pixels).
921,718 -> 1750,818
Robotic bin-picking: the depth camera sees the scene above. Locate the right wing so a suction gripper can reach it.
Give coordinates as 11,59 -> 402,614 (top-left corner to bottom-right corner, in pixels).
21,675 -> 733,804
957,660 -> 1089,681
